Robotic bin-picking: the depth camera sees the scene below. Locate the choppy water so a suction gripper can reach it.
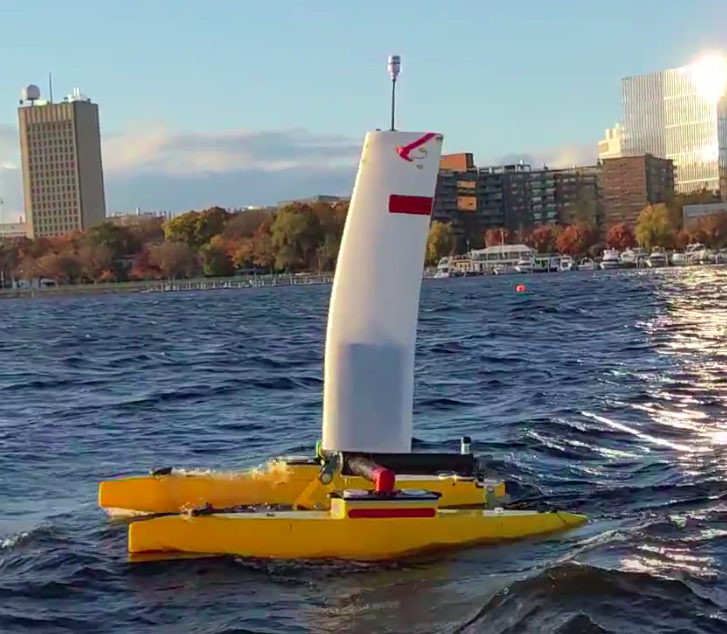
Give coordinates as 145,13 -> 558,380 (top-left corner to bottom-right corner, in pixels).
2,269 -> 727,633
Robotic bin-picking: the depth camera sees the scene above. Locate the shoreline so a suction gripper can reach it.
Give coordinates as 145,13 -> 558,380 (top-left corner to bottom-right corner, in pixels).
0,273 -> 335,300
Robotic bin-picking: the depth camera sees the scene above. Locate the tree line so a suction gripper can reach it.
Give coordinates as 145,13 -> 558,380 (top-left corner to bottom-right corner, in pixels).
1,197 -> 725,286
427,202 -> 727,264
0,201 -> 347,285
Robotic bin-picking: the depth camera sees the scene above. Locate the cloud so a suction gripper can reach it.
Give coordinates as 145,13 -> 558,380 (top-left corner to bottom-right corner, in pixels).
491,143 -> 597,170
0,121 -> 598,219
0,124 -> 361,216
102,126 -> 361,175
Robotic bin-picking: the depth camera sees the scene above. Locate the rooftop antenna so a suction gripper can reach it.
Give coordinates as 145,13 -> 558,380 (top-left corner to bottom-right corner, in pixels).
48,73 -> 54,103
387,54 -> 401,131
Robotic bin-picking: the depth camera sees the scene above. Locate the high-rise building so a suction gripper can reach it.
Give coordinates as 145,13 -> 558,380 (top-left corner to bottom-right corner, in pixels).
598,124 -> 623,160
719,99 -> 727,200
18,85 -> 106,239
621,58 -> 727,194
600,154 -> 675,226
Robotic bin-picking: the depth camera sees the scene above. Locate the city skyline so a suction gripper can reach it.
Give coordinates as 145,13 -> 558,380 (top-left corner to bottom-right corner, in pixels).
0,0 -> 725,218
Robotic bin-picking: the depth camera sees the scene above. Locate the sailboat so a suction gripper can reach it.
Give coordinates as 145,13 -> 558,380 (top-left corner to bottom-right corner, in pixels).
102,58 -> 587,562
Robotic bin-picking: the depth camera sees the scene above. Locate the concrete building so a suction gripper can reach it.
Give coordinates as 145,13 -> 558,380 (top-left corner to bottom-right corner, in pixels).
18,86 -> 107,239
682,201 -> 727,228
600,154 -> 675,227
276,194 -> 348,207
0,221 -> 27,238
598,124 -> 623,160
621,58 -> 727,195
108,208 -> 173,226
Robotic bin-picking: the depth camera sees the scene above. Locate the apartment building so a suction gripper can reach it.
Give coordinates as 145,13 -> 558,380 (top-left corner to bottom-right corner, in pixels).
600,154 -> 675,226
18,87 -> 106,239
432,153 -> 479,247
433,153 -> 603,244
433,156 -> 533,244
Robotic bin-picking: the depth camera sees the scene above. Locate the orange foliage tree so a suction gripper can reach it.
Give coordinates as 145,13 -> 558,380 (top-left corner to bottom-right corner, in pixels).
524,225 -> 559,254
484,228 -> 511,247
606,223 -> 636,250
693,211 -> 727,248
556,224 -> 598,256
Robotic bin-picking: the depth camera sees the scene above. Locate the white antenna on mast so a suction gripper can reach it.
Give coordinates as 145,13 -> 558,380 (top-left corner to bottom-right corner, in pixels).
387,55 -> 401,131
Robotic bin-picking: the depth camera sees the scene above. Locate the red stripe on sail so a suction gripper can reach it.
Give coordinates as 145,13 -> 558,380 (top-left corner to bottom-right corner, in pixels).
388,195 -> 434,216
397,132 -> 438,161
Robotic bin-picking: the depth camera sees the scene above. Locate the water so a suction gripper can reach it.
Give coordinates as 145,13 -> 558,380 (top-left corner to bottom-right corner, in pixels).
1,269 -> 727,633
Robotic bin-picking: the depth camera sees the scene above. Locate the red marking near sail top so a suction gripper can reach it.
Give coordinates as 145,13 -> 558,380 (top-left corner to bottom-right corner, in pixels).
388,194 -> 434,216
396,132 -> 438,162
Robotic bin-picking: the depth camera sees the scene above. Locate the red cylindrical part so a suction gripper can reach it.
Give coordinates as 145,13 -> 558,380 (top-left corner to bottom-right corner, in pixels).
373,467 -> 396,493
347,455 -> 397,494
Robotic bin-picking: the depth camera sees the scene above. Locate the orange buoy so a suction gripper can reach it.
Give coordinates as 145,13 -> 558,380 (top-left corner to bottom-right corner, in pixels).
516,284 -> 526,293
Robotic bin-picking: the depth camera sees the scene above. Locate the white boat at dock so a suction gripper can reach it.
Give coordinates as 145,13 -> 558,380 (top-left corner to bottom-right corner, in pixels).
600,249 -> 622,270
559,255 -> 577,271
647,248 -> 668,268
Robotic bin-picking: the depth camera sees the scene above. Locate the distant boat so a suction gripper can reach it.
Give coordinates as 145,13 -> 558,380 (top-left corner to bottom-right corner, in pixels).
559,255 -> 577,271
647,248 -> 668,268
600,249 -> 621,270
514,257 -> 535,273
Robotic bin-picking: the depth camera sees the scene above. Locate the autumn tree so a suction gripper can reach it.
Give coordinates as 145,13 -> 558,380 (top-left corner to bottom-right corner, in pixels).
665,187 -> 722,230
694,211 -> 727,248
199,243 -> 235,277
36,252 -> 82,284
0,240 -> 20,285
270,206 -> 323,271
684,225 -> 708,246
426,221 -> 455,265
163,207 -> 231,249
85,222 -> 141,260
635,204 -> 676,250
149,242 -> 197,279
556,224 -> 597,256
227,238 -> 255,269
484,228 -> 511,247
129,248 -> 160,280
310,202 -> 346,270
78,244 -> 115,282
673,230 -> 691,250
252,230 -> 275,271
129,217 -> 165,246
223,209 -> 274,240
606,223 -> 636,250
524,225 -> 558,254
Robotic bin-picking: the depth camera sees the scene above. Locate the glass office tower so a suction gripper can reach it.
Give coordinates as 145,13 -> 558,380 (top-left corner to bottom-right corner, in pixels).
719,98 -> 727,199
622,60 -> 727,194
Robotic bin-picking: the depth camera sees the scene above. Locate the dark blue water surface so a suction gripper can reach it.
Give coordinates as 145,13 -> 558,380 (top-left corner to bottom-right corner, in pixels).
2,269 -> 727,633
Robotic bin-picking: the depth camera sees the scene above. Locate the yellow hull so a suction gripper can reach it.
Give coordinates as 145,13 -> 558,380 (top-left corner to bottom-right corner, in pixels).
99,459 -> 507,515
128,508 -> 587,561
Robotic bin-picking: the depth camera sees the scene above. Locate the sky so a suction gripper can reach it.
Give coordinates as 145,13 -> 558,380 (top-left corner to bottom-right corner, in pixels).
0,0 -> 725,219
